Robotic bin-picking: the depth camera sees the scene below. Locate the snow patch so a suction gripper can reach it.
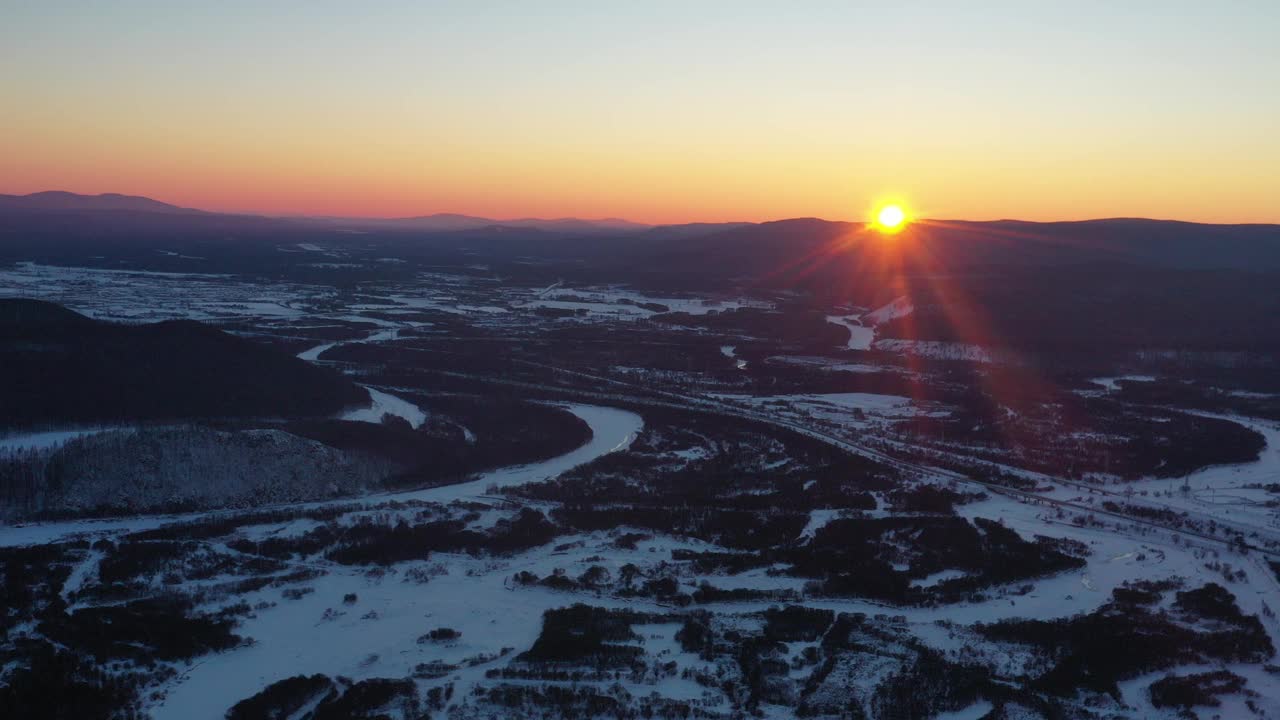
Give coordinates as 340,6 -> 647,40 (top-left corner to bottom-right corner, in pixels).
341,387 -> 428,429
826,315 -> 875,350
864,296 -> 914,325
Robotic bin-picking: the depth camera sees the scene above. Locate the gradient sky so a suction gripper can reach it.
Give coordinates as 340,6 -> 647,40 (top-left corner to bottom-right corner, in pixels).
3,1 -> 1278,223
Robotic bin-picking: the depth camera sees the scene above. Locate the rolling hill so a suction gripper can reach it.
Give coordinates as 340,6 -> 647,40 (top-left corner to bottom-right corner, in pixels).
0,299 -> 367,430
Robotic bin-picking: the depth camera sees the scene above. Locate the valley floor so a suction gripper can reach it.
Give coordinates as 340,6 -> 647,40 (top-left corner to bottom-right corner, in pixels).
3,259 -> 1280,720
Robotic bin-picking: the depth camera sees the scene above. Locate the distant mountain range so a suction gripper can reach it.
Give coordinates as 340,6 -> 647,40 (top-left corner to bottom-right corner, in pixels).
351,213 -> 652,234
0,192 -> 650,235
2,191 -> 1278,273
0,191 -> 204,214
636,216 -> 1280,275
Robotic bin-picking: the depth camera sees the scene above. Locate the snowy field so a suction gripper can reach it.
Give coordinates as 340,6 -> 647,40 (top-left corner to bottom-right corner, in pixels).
5,261 -> 1280,718
712,391 -> 951,434
0,262 -> 315,322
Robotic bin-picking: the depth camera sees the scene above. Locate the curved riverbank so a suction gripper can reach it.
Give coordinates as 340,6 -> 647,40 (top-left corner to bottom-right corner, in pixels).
0,404 -> 642,547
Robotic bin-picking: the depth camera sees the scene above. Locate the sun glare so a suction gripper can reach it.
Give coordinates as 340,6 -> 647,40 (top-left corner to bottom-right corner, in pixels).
874,204 -> 908,233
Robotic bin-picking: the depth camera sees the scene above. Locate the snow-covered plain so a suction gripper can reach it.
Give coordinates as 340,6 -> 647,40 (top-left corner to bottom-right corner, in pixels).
0,262 -> 313,323
149,473 -> 1280,720
7,260 -> 1280,717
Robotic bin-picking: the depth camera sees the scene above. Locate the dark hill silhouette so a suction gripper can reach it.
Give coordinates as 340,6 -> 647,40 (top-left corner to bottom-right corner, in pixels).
0,298 -> 94,329
619,218 -> 1280,357
0,191 -> 202,215
3,193 -> 1279,292
0,300 -> 367,430
637,217 -> 1280,281
637,222 -> 754,242
335,213 -> 650,235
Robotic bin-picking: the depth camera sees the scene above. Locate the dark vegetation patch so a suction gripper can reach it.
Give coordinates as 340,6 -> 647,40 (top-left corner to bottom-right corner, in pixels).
227,674 -> 421,720
38,595 -> 243,663
863,649 -> 1003,720
0,395 -> 589,522
0,641 -> 146,720
0,426 -> 393,521
514,605 -> 660,669
284,395 -> 592,489
311,678 -> 419,720
794,517 -> 1085,604
978,582 -> 1273,699
897,389 -> 1264,481
692,583 -> 797,605
762,605 -> 834,642
1149,670 -> 1247,710
544,512 -> 1083,606
885,484 -> 982,514
476,683 -> 713,720
554,505 -> 808,552
1,566 -> 242,720
515,406 -> 898,513
418,627 -> 461,643
1114,375 -> 1280,421
103,539 -> 266,584
226,674 -> 335,720
0,543 -> 76,637
671,549 -> 774,575
508,407 -> 1079,606
230,508 -> 559,566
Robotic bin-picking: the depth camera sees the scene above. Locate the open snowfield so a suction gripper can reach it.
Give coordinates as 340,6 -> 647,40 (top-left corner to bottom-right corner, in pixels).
149,529 -> 707,720
134,466 -> 1278,720
0,262 -> 316,323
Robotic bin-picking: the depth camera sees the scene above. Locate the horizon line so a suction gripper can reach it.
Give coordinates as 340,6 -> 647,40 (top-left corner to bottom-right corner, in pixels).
4,189 -> 1279,228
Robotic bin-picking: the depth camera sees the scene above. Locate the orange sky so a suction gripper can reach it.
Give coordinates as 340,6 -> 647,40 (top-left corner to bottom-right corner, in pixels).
3,3 -> 1277,224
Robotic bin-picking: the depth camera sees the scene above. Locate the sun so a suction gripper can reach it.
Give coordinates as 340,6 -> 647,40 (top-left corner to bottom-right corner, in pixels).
874,204 -> 908,233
